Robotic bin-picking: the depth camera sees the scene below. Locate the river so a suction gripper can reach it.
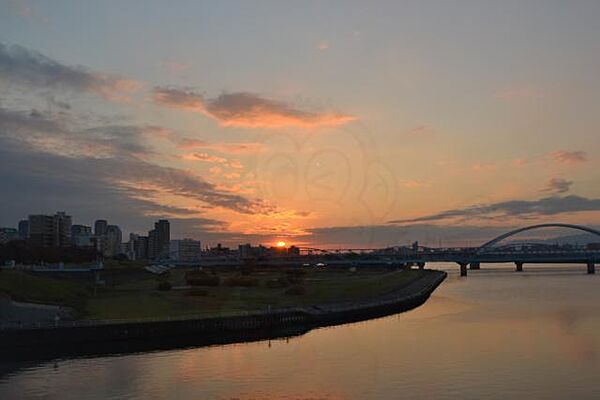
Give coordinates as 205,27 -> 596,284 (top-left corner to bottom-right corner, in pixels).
1,263 -> 599,399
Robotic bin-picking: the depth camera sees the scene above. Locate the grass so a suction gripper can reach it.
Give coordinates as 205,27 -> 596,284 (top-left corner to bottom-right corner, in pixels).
83,267 -> 425,320
0,270 -> 90,311
0,267 -> 427,320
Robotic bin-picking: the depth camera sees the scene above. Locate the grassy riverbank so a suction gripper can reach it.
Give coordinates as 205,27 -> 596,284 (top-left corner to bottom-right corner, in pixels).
0,270 -> 89,310
1,267 -> 427,321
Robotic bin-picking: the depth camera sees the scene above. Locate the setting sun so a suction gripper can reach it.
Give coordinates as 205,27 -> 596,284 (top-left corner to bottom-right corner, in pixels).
276,241 -> 286,247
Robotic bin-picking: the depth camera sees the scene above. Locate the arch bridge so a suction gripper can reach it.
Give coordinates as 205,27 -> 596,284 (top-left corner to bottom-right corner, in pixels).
452,223 -> 600,276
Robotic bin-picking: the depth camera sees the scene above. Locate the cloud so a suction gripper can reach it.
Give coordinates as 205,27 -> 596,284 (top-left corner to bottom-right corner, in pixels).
402,180 -> 431,189
182,152 -> 228,164
152,88 -> 355,128
389,196 -> 600,224
181,152 -> 243,170
0,107 -> 153,158
0,107 -> 270,215
542,178 -> 573,194
0,150 -> 227,238
0,42 -> 140,100
175,137 -> 264,154
316,41 -> 329,51
402,124 -> 435,140
162,60 -> 190,74
549,150 -> 587,165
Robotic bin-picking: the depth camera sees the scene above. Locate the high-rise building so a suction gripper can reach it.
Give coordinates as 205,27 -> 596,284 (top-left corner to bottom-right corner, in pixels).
105,225 -> 122,257
148,219 -> 170,259
28,212 -> 72,247
148,229 -> 158,259
94,219 -> 108,236
18,220 -> 29,240
134,234 -> 149,260
125,233 -> 149,260
170,239 -> 201,262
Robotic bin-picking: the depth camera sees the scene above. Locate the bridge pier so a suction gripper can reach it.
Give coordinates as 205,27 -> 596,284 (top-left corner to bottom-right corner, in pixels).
469,262 -> 480,270
459,262 -> 468,277
515,262 -> 524,272
587,262 -> 595,274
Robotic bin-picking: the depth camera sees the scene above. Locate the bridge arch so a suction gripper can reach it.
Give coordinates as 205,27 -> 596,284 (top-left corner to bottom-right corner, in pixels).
474,223 -> 600,255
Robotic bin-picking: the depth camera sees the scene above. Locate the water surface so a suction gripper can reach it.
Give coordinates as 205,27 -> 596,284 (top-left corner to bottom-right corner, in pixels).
1,263 -> 599,399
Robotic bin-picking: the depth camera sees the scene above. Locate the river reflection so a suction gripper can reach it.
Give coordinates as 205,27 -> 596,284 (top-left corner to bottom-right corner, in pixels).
1,263 -> 599,399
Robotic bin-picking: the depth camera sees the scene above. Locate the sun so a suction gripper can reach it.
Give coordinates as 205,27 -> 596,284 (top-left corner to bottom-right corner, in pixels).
276,241 -> 286,248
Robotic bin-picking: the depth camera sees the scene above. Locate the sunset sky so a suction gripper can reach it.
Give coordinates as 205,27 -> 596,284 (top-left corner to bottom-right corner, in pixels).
1,1 -> 599,248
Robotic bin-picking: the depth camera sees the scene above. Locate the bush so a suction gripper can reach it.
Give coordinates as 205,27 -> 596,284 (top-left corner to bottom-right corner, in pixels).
285,285 -> 306,296
285,268 -> 306,284
224,275 -> 259,287
285,268 -> 307,277
265,277 -> 290,288
185,270 -> 220,286
187,288 -> 208,296
157,281 -> 172,291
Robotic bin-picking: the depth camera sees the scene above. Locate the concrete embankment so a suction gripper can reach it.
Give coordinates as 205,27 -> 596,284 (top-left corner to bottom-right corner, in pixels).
0,270 -> 446,352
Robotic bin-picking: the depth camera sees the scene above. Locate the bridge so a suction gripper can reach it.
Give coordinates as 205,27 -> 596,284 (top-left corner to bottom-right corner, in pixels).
447,223 -> 600,276
264,223 -> 600,276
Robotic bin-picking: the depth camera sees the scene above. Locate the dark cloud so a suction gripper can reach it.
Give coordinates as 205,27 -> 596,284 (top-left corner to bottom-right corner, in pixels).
0,107 -> 150,158
152,87 -> 355,128
542,178 -> 573,194
0,107 -> 273,217
388,196 -> 600,224
0,42 -> 139,99
0,154 -> 225,239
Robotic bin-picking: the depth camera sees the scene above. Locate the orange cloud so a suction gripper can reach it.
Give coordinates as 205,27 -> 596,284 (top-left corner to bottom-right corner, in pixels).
152,88 -> 356,129
402,179 -> 431,189
182,152 -> 244,170
176,137 -> 264,154
403,124 -> 435,140
182,152 -> 228,164
549,150 -> 587,165
316,41 -> 329,50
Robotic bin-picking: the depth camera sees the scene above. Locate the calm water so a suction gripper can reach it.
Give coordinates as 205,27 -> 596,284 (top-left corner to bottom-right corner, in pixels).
1,263 -> 599,400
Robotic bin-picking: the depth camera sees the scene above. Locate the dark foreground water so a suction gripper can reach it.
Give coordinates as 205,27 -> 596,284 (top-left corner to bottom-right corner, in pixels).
1,263 -> 599,400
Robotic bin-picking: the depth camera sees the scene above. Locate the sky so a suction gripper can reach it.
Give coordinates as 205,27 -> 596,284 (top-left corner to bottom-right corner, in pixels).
1,0 -> 599,248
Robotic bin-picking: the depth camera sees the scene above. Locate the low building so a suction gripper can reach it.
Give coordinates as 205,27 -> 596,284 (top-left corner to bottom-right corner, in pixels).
170,239 -> 201,262
71,224 -> 93,247
0,228 -> 19,244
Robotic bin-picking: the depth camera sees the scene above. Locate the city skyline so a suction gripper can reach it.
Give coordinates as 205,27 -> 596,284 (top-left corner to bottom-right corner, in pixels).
1,1 -> 600,248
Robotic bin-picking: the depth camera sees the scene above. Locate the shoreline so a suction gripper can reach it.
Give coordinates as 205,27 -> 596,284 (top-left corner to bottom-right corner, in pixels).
0,270 -> 446,360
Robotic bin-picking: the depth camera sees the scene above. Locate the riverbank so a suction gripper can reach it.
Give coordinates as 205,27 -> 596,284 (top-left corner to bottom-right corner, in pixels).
0,270 -> 445,355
